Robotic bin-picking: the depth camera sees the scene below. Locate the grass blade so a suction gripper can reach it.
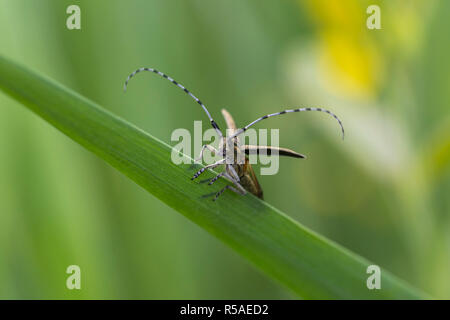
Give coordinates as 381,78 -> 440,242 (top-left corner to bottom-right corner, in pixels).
0,55 -> 428,299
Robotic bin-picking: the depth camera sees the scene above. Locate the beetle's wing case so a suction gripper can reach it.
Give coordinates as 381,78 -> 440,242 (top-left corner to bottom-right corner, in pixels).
242,158 -> 263,199
221,109 -> 264,199
221,108 -> 240,143
243,145 -> 306,159
221,108 -> 237,130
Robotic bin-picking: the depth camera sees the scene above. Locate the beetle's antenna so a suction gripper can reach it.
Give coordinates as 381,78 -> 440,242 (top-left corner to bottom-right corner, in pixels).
229,107 -> 345,140
124,67 -> 222,137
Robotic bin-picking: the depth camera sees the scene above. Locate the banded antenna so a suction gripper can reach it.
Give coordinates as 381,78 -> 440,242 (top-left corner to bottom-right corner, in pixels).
124,67 -> 222,137
229,107 -> 345,140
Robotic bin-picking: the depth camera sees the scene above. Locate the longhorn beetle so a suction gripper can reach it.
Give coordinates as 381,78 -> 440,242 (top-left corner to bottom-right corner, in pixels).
124,67 -> 345,201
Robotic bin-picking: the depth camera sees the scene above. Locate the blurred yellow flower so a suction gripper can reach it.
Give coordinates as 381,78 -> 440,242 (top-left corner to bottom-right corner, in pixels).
319,31 -> 382,99
301,0 -> 383,100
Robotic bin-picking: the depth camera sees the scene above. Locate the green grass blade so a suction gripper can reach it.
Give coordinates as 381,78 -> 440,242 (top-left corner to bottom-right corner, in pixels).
0,55 -> 428,299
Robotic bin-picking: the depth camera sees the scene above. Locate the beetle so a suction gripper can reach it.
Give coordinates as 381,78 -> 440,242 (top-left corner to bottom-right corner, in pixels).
124,67 -> 344,200
193,108 -> 308,200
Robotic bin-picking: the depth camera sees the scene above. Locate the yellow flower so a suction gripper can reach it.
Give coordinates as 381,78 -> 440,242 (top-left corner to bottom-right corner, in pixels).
301,0 -> 383,100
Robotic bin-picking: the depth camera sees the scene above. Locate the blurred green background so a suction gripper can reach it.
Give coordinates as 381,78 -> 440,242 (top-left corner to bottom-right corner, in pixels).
0,0 -> 449,299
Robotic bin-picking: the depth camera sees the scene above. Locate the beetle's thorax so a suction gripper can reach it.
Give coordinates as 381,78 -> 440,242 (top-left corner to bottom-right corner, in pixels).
222,137 -> 245,175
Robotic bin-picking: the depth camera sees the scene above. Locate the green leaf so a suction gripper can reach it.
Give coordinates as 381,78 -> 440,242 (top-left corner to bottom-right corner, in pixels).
0,55 -> 429,299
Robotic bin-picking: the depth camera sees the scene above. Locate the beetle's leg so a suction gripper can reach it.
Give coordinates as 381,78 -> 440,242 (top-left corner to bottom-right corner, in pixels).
208,168 -> 241,187
213,170 -> 247,201
213,185 -> 243,201
227,172 -> 247,194
208,172 -> 226,185
194,144 -> 218,163
228,165 -> 241,182
191,158 -> 225,180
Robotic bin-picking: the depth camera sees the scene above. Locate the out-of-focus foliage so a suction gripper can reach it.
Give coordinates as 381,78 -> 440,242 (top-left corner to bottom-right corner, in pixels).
0,0 -> 448,298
